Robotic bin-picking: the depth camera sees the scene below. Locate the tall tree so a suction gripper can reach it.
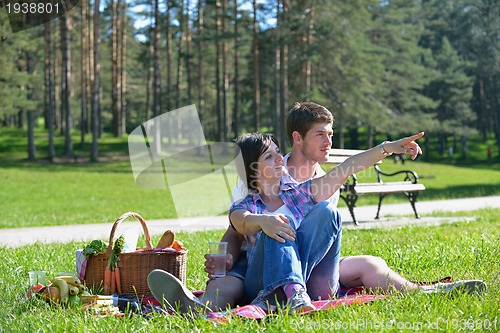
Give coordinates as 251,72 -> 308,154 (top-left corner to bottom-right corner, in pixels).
80,0 -> 88,146
176,0 -> 185,109
120,0 -> 128,133
215,0 -> 222,139
252,0 -> 260,131
60,13 -> 73,156
166,0 -> 173,111
222,0 -> 230,142
232,0 -> 239,138
280,0 -> 289,148
111,0 -> 122,136
304,0 -> 315,96
197,0 -> 205,148
186,0 -> 193,103
45,21 -> 56,162
91,0 -> 102,161
26,49 -> 37,161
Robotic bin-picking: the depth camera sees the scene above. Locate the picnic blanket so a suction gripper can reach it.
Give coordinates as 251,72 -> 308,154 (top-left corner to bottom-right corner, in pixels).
140,287 -> 382,323
140,277 -> 452,323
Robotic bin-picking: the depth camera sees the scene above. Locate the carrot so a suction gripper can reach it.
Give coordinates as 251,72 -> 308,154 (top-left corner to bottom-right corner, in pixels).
110,267 -> 116,294
104,267 -> 112,294
115,267 -> 122,294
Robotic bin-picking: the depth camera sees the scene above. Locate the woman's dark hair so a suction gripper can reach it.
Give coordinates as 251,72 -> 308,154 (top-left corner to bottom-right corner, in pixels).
235,133 -> 280,192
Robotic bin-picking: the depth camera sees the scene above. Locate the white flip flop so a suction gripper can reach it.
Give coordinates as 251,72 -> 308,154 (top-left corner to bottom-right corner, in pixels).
147,269 -> 212,314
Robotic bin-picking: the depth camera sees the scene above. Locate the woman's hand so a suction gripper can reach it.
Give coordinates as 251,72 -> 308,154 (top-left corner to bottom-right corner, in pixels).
258,213 -> 296,243
204,253 -> 233,280
386,132 -> 424,160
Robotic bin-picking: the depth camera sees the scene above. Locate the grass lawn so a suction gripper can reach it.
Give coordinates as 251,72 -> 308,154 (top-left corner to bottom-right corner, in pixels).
0,209 -> 498,332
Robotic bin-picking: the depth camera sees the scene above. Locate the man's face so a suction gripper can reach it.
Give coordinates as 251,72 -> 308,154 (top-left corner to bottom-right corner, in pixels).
299,122 -> 333,163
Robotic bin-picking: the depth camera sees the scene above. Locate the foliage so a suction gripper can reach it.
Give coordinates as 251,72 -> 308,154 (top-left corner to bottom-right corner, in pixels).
0,0 -> 499,160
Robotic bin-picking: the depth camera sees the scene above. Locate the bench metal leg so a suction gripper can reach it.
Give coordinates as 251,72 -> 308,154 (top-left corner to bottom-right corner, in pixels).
404,191 -> 420,219
340,193 -> 359,225
375,194 -> 386,219
376,192 -> 421,219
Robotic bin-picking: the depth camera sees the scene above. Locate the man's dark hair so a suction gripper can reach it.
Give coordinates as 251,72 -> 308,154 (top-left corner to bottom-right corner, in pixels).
286,102 -> 334,146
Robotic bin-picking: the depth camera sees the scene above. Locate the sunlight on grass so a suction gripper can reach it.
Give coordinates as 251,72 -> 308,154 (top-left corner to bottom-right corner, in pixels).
0,209 -> 498,332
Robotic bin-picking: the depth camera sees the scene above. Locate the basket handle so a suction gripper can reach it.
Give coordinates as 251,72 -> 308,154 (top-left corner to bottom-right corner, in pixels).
105,212 -> 154,256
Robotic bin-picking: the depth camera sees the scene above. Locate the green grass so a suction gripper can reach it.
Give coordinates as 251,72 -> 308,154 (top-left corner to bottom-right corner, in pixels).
0,209 -> 498,332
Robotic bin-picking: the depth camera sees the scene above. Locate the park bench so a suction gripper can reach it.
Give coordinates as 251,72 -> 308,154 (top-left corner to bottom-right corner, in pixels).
322,148 -> 426,225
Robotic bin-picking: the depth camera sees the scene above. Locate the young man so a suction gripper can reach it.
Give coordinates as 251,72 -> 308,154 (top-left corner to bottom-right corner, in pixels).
148,102 -> 485,313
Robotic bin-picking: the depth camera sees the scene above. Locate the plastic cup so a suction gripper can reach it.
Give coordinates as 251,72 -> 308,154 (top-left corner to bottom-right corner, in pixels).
208,241 -> 227,278
29,271 -> 47,286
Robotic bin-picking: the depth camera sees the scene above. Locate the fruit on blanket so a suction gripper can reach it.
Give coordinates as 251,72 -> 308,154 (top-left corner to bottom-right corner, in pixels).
68,295 -> 81,306
57,275 -> 85,293
68,285 -> 80,296
40,286 -> 61,303
51,278 -> 69,304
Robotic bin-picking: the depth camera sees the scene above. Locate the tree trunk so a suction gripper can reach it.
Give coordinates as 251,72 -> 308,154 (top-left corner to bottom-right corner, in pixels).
222,0 -> 229,143
165,0 -> 173,145
153,0 -> 162,117
27,50 -> 37,161
153,0 -> 162,153
252,0 -> 260,131
60,13 -> 73,157
275,0 -> 281,147
91,0 -> 101,161
461,135 -> 468,159
45,22 -> 56,162
232,0 -> 239,139
87,0 -> 94,134
120,0 -> 127,134
197,0 -> 205,148
54,32 -> 61,132
146,28 -> 154,121
280,0 -> 289,150
111,0 -> 121,137
80,0 -> 88,147
166,0 -> 173,111
186,0 -> 192,103
492,78 -> 500,157
175,0 -> 185,110
305,0 -> 315,96
214,0 -> 222,139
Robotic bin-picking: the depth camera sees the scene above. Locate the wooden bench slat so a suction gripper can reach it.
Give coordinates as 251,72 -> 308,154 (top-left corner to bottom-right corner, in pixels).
353,183 -> 425,194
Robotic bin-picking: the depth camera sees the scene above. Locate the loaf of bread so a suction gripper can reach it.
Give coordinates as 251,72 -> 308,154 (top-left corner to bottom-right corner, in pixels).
156,230 -> 175,248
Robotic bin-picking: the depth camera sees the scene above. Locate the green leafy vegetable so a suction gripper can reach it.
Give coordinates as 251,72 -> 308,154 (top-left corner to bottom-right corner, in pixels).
83,240 -> 108,258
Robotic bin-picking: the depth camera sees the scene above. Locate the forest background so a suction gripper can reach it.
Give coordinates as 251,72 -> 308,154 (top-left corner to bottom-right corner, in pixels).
0,0 -> 498,162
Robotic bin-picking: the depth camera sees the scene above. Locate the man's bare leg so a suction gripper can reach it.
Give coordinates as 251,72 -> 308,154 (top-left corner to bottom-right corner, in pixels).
339,255 -> 419,292
199,276 -> 245,311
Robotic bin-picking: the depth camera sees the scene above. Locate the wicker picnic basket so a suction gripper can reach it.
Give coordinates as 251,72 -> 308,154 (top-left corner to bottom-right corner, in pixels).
83,212 -> 187,297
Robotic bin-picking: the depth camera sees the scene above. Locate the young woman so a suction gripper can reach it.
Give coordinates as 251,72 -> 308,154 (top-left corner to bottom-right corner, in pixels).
229,131 -> 424,312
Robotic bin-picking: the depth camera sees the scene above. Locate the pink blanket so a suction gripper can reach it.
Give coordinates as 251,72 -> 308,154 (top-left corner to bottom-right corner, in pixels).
142,286 -> 385,323
142,277 -> 452,323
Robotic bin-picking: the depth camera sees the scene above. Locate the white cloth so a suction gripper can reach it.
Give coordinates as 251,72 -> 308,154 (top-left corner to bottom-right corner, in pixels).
269,204 -> 299,229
